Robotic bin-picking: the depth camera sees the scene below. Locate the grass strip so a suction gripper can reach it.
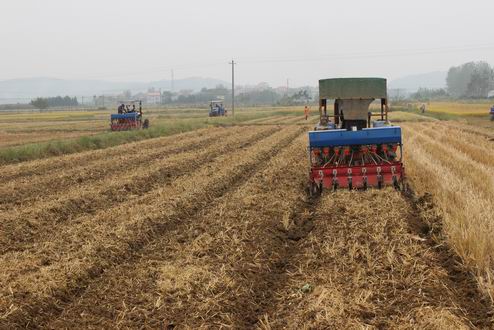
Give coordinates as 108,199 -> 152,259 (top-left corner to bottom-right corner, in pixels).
0,119 -> 209,165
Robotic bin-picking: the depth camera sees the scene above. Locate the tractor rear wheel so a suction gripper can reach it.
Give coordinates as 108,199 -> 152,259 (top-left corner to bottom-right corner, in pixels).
143,119 -> 150,129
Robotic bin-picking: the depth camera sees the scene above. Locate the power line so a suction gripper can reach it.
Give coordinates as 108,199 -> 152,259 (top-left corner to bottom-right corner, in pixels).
77,61 -> 227,81
25,43 -> 494,82
236,44 -> 494,65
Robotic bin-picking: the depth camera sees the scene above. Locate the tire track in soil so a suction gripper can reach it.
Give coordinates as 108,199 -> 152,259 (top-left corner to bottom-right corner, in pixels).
208,140 -> 320,328
403,190 -> 494,329
0,126 -> 304,328
241,195 -> 320,328
0,127 -> 236,208
44,132 -> 311,329
0,126 -> 275,255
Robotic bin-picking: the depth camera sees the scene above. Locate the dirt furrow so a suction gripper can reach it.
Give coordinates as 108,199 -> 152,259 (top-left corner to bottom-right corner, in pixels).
0,127 -> 235,208
280,115 -> 305,124
243,115 -> 281,124
255,115 -> 290,124
0,126 -> 274,255
293,115 -> 318,124
260,190 -> 493,329
0,126 -> 303,328
43,132 -> 309,329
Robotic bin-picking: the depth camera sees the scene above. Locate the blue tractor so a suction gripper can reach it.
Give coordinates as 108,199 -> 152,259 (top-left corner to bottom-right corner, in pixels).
110,100 -> 149,131
209,100 -> 227,117
490,105 -> 494,121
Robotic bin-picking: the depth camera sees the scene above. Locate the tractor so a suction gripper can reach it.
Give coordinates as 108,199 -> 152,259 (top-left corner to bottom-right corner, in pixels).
490,105 -> 494,121
110,100 -> 149,131
209,100 -> 227,117
308,78 -> 405,195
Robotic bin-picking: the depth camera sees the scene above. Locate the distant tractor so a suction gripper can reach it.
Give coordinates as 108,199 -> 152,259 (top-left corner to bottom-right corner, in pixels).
110,100 -> 149,131
490,105 -> 494,121
308,78 -> 405,195
209,100 -> 227,117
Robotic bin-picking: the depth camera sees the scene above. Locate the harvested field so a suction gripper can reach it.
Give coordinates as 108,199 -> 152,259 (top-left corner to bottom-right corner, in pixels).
1,120 -> 493,329
0,131 -> 97,148
403,121 -> 494,304
262,191 -> 492,329
0,126 -> 242,209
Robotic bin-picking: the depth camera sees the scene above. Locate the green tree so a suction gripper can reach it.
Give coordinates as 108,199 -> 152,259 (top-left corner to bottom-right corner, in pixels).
466,63 -> 494,98
447,61 -> 494,98
30,98 -> 49,110
410,88 -> 449,101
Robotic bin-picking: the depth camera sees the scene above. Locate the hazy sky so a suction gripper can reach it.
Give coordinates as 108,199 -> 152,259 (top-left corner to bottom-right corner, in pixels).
2,0 -> 493,86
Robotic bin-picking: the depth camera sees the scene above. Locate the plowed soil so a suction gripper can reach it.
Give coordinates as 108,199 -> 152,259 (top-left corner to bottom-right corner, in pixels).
1,123 -> 492,329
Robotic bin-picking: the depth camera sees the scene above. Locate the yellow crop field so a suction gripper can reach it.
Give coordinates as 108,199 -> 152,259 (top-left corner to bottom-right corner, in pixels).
426,102 -> 491,116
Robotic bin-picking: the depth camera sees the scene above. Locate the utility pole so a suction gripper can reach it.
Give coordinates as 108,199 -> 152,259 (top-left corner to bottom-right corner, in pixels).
171,69 -> 174,93
229,59 -> 235,119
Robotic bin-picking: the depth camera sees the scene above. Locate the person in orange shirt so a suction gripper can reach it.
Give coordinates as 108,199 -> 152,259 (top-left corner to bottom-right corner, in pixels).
304,105 -> 310,120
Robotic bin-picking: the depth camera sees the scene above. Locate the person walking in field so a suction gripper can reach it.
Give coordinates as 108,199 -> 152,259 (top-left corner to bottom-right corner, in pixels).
304,105 -> 310,120
420,103 -> 426,113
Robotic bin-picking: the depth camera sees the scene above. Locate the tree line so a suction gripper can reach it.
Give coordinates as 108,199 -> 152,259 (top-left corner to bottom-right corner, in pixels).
409,61 -> 494,101
446,61 -> 493,98
31,96 -> 79,109
160,85 -> 315,106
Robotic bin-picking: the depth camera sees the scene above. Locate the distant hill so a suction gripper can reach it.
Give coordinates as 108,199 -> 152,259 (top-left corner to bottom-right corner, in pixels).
0,77 -> 229,101
389,71 -> 447,92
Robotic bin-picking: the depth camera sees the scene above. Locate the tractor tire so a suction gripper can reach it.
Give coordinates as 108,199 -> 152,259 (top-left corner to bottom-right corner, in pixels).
143,119 -> 150,129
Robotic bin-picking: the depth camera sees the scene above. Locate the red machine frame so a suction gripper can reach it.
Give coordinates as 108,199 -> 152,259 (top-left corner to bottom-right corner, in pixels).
308,142 -> 405,193
110,118 -> 142,131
